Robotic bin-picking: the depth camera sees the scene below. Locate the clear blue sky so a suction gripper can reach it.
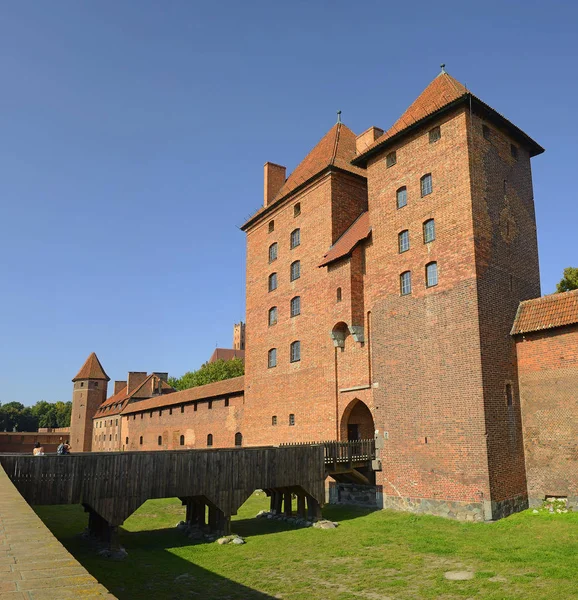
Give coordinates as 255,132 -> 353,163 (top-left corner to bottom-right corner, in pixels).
1,1 -> 576,405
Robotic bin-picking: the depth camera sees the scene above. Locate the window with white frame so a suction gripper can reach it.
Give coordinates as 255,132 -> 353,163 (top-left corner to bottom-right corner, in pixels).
290,341 -> 301,362
398,230 -> 409,253
421,174 -> 432,197
269,242 -> 278,263
426,262 -> 438,287
290,228 -> 300,249
268,272 -> 277,292
400,271 -> 412,295
396,186 -> 407,209
268,348 -> 277,368
423,219 -> 435,243
290,296 -> 300,317
268,306 -> 277,326
290,260 -> 300,281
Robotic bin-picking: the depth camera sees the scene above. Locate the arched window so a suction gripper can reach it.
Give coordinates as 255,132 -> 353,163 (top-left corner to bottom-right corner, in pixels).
423,219 -> 435,243
180,435 -> 185,446
268,306 -> 278,326
421,173 -> 433,197
396,186 -> 407,209
289,414 -> 295,426
268,220 -> 275,233
398,230 -> 409,253
268,348 -> 277,368
290,296 -> 300,317
157,436 -> 162,446
272,416 -> 277,426
400,271 -> 412,296
235,432 -> 243,447
336,287 -> 342,302
268,272 -> 277,292
290,340 -> 301,363
207,434 -> 213,447
290,260 -> 300,281
425,262 -> 438,288
294,203 -> 301,217
290,228 -> 300,249
268,242 -> 278,263
139,436 -> 143,445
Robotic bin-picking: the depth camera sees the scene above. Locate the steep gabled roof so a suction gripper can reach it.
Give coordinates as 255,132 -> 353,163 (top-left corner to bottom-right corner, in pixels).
72,352 -> 110,382
209,348 -> 245,363
511,290 -> 578,335
319,212 -> 371,267
241,122 -> 365,231
353,71 -> 543,166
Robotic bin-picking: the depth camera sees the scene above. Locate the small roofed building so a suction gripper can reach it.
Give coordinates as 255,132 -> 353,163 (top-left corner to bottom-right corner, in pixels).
512,290 -> 578,507
92,371 -> 174,452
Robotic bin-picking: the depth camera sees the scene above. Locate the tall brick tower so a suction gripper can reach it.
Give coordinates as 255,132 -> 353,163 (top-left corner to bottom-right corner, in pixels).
233,322 -> 246,350
69,352 -> 109,452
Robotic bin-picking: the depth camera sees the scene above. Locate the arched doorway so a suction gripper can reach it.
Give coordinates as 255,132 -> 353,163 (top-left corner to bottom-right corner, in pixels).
341,399 -> 375,442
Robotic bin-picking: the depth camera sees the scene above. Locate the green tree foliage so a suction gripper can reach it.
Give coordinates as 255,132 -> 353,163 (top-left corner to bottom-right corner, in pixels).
556,267 -> 578,293
0,400 -> 72,432
170,358 -> 244,391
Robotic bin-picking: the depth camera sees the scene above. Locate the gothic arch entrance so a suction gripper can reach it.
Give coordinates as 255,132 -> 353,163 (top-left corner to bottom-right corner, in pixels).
340,399 -> 375,442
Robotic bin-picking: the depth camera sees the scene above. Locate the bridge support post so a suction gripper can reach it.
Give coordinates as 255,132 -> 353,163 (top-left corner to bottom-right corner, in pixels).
307,496 -> 322,521
297,494 -> 306,519
271,490 -> 282,515
283,492 -> 293,516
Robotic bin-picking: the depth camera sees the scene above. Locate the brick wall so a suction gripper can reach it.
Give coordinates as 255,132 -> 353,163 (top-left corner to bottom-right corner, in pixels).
516,324 -> 578,504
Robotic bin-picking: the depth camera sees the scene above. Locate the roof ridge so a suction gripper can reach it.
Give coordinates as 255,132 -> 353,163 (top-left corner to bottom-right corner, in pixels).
330,122 -> 341,166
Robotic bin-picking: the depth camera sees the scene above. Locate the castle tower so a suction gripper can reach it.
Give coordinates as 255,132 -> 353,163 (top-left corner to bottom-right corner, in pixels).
69,352 -> 109,452
233,322 -> 246,350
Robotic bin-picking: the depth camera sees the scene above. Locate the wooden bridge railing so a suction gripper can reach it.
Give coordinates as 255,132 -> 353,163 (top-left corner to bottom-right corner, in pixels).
280,439 -> 376,472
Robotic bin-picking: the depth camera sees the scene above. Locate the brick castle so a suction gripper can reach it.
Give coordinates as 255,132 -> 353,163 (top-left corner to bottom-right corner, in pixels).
69,69 -> 578,521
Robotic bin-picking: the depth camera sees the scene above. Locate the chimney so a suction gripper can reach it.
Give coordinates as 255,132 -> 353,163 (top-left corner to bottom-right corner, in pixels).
114,380 -> 127,395
127,372 -> 147,393
264,162 -> 286,207
356,127 -> 384,155
152,372 -> 168,382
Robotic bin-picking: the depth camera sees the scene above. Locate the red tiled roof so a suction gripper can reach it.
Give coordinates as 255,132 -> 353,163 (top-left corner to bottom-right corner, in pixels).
511,290 -> 578,335
241,123 -> 365,230
121,376 -> 245,414
208,348 -> 245,363
318,212 -> 371,267
72,352 -> 110,382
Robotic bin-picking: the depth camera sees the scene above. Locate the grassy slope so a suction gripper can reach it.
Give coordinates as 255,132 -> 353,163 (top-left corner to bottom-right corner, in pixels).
34,494 -> 578,600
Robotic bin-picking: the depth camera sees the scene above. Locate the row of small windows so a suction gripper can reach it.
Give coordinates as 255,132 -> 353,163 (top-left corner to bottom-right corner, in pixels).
269,229 -> 300,262
386,127 -> 442,169
268,341 -> 301,368
130,399 -> 232,421
268,297 -> 300,325
132,433 -> 243,448
268,204 -> 301,233
396,174 -> 433,210
398,220 -> 435,253
96,419 -> 119,428
400,262 -> 438,295
268,261 -> 300,291
271,414 -> 295,426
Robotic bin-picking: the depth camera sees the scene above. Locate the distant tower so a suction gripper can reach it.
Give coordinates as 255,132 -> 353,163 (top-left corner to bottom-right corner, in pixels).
69,352 -> 109,452
233,322 -> 246,350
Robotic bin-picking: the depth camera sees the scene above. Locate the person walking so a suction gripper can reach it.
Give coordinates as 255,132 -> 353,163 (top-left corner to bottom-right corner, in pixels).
32,442 -> 44,456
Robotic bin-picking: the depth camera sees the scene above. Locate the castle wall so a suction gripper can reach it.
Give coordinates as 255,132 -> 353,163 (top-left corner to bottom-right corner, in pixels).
516,324 -> 578,507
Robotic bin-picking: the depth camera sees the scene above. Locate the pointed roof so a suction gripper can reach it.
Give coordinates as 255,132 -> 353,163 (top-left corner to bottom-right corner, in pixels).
353,71 -> 543,166
72,352 -> 110,382
241,122 -> 365,231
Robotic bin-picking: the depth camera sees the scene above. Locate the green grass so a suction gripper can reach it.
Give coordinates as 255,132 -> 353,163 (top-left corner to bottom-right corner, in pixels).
34,494 -> 578,600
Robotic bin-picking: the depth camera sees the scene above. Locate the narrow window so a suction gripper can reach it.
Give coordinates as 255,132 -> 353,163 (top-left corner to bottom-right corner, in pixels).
294,203 -> 301,217
483,124 -> 491,140
109,435 -> 112,441
141,413 -> 143,420
336,287 -> 342,302
139,436 -> 143,445
290,340 -> 301,363
511,144 -> 518,160
506,383 -> 513,407
396,186 -> 407,209
225,397 -> 230,407
235,432 -> 243,447
207,434 -> 213,447
269,242 -> 278,263
290,296 -> 301,317
268,306 -> 278,326
194,402 -> 198,412
426,262 -> 438,287
149,411 -> 153,418
272,416 -> 277,426
80,382 -> 84,387
268,272 -> 277,292
169,407 -> 172,415
208,401 -> 213,410
180,434 -> 185,446
421,174 -> 432,197
268,348 -> 277,368
400,271 -> 412,296
429,126 -> 441,143
268,220 -> 275,233
423,219 -> 435,243
386,151 -> 397,168
290,260 -> 300,281
159,410 -> 162,418
289,414 -> 295,426
125,437 -> 128,445
180,405 -> 184,413
398,230 -> 410,253
157,436 -> 162,446
290,228 -> 300,249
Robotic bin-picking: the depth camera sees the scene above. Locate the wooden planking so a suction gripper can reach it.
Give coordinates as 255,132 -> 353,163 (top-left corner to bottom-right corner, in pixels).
0,445 -> 325,526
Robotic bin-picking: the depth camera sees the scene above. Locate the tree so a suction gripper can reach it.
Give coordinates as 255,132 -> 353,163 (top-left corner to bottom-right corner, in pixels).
171,358 -> 244,391
556,267 -> 578,293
